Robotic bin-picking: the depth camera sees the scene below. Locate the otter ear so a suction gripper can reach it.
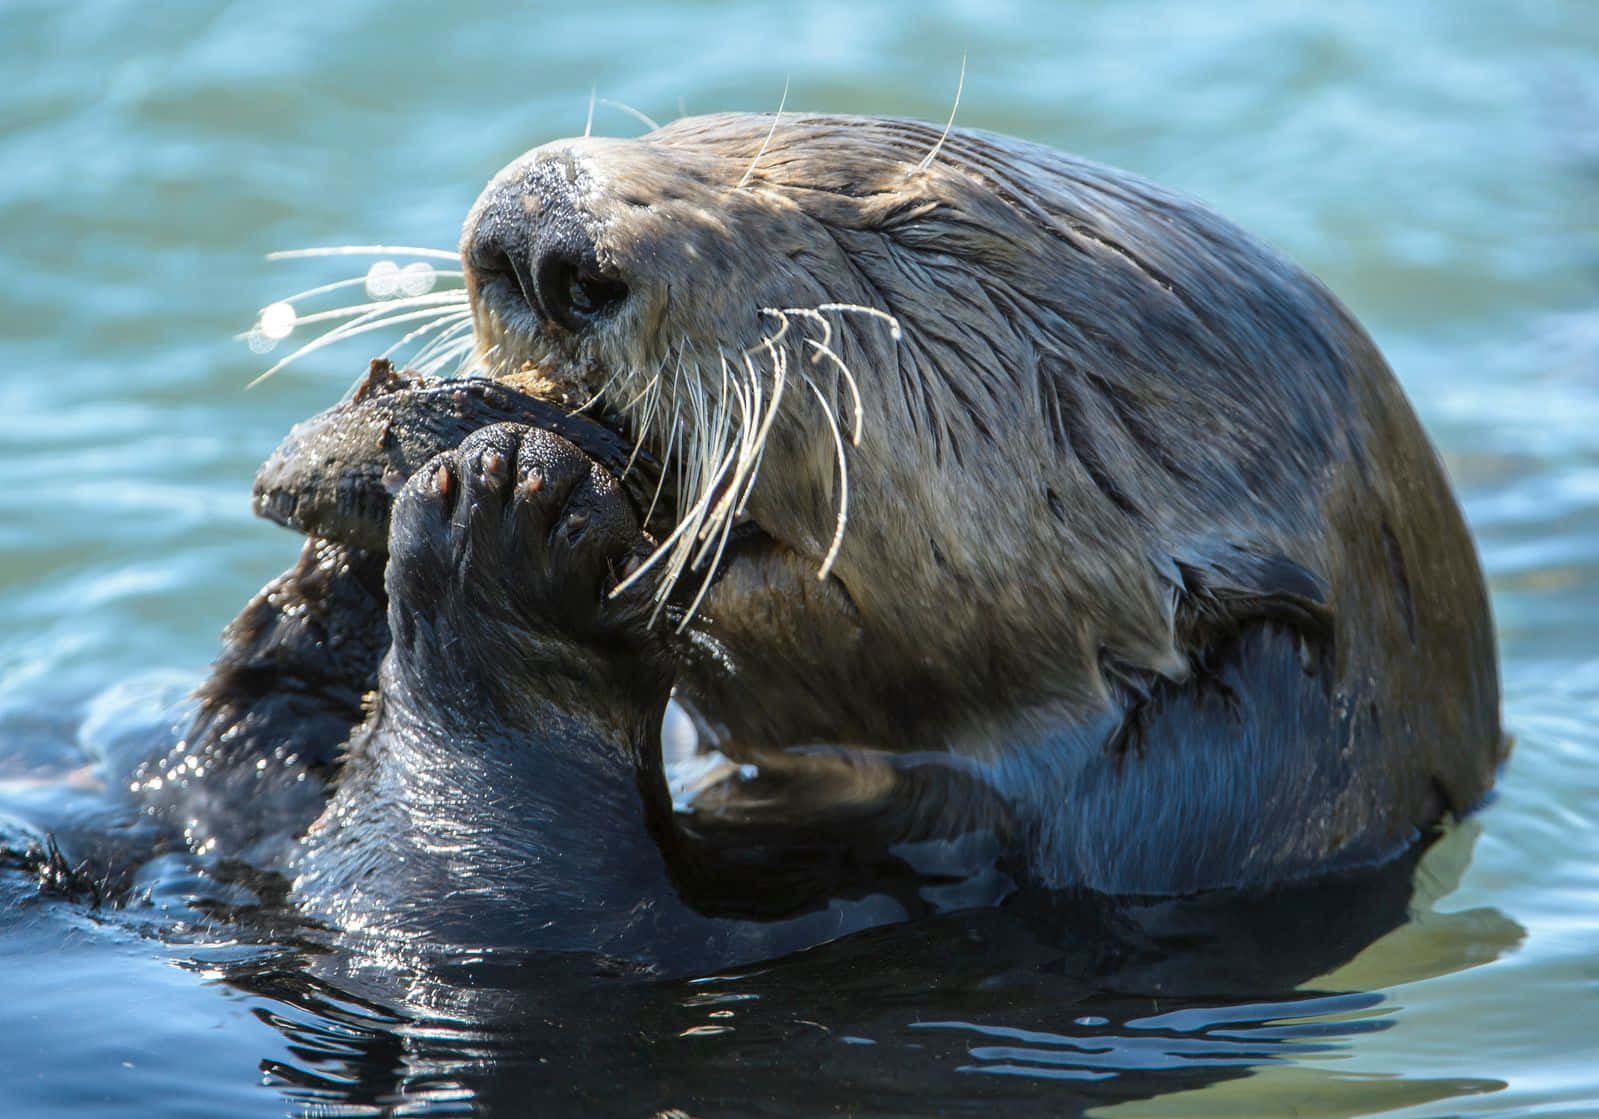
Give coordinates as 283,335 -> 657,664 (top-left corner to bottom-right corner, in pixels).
1172,542 -> 1333,641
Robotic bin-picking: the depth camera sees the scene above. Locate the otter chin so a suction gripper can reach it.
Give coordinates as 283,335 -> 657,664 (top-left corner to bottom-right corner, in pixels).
177,113 -> 1503,963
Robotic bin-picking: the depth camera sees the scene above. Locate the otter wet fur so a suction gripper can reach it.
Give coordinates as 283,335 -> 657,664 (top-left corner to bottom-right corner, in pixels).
159,113 -> 1503,966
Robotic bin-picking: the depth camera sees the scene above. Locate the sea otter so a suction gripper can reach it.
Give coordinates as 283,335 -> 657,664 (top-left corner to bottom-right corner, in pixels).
154,113 -> 1503,962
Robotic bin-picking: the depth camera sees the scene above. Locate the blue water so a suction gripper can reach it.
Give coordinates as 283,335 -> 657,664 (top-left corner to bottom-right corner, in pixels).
2,1 -> 1597,1115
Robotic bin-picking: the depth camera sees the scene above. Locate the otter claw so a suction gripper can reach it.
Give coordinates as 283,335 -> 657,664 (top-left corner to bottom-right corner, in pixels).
480,449 -> 506,483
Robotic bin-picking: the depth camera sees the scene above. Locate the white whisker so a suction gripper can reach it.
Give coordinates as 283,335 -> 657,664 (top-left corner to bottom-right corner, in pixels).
618,371 -> 732,601
267,291 -> 466,332
411,316 -> 478,370
776,307 -> 834,350
603,300 -> 900,620
754,307 -> 794,352
246,306 -> 472,388
264,270 -> 464,311
599,98 -> 661,133
804,339 -> 864,445
643,395 -> 681,529
415,335 -> 477,378
815,302 -> 903,341
623,351 -> 671,477
381,309 -> 475,361
680,485 -> 742,626
731,341 -> 786,517
652,415 -> 738,623
915,51 -> 967,175
692,363 -> 755,563
267,245 -> 458,262
803,372 -> 851,580
762,307 -> 862,445
265,275 -> 372,309
571,362 -> 630,418
737,77 -> 790,190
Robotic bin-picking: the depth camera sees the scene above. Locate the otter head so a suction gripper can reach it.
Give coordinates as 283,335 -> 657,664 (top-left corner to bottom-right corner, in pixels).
456,113 -> 1360,711
459,116 -> 941,622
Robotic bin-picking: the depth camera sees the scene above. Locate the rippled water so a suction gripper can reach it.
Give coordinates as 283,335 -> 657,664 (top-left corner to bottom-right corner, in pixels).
2,1 -> 1596,1115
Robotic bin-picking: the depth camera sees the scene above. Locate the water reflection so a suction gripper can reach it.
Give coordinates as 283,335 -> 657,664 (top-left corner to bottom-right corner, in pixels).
195,823 -> 1516,1117
4,691 -> 1520,1117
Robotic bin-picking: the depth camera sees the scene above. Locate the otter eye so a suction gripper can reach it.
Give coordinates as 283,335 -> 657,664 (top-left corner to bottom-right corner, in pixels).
536,251 -> 628,333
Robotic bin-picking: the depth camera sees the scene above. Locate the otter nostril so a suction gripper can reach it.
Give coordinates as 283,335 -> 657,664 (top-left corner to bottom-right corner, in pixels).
535,249 -> 628,334
475,246 -> 540,317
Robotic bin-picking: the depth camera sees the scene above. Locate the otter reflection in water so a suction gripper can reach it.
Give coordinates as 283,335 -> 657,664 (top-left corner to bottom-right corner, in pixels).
141,113 -> 1503,968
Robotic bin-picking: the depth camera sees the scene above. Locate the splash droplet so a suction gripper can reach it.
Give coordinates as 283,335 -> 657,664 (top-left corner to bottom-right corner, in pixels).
366,259 -> 401,297
259,300 -> 297,340
399,260 -> 438,297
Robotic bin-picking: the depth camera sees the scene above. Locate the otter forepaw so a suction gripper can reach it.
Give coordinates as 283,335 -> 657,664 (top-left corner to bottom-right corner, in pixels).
386,422 -> 656,663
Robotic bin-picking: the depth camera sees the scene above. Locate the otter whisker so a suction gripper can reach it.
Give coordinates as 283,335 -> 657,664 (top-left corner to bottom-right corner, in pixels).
238,289 -> 467,353
616,367 -> 663,414
264,274 -> 377,309
620,371 -> 658,460
411,317 -> 479,375
804,339 -> 864,446
753,307 -> 795,352
271,269 -> 463,307
655,411 -> 739,624
813,303 -> 904,341
415,338 -> 476,379
381,308 -> 475,363
723,351 -> 764,521
678,379 -> 745,591
571,362 -> 630,419
681,374 -> 763,620
914,51 -> 967,176
463,339 -> 501,379
737,77 -> 790,190
598,98 -> 662,133
267,245 -> 459,262
680,477 -> 744,625
762,302 -> 902,349
692,359 -> 758,563
609,303 -> 890,617
665,393 -> 689,523
619,366 -> 735,607
710,350 -> 763,534
584,83 -> 597,138
753,330 -> 789,451
247,306 -> 484,387
246,243 -> 471,379
784,306 -> 834,349
623,350 -> 675,478
802,371 -> 851,581
767,305 -> 866,447
699,355 -> 750,540
643,394 -> 682,530
276,291 -> 468,331
729,343 -> 787,520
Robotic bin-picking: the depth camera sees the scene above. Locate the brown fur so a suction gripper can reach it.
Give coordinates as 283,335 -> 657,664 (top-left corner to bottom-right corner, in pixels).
455,113 -> 1503,891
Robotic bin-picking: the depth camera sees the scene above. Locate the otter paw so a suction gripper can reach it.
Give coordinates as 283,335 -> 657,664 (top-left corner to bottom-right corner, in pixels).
386,422 -> 653,659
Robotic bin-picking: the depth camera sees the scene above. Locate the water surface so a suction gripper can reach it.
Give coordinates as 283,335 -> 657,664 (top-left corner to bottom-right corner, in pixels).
2,1 -> 1596,1115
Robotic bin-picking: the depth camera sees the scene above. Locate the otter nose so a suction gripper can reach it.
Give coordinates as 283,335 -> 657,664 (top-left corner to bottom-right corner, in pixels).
463,158 -> 629,335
